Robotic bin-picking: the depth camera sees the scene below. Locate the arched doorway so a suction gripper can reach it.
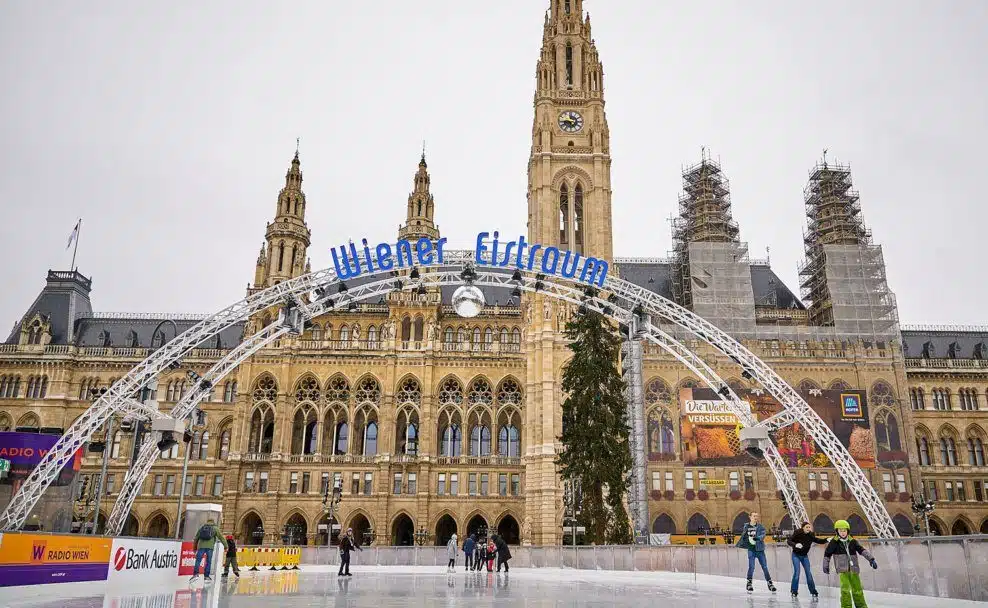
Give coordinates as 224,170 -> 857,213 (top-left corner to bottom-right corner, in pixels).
122,514 -> 140,537
981,519 -> 988,535
496,514 -> 520,545
392,514 -> 414,546
892,513 -> 914,536
928,518 -> 944,536
847,514 -> 868,536
283,513 -> 308,545
812,514 -> 834,535
951,519 -> 971,536
435,514 -> 457,546
348,513 -> 372,547
146,514 -> 169,538
466,514 -> 488,540
687,513 -> 710,535
652,513 -> 676,534
779,514 -> 793,534
317,512 -> 340,546
240,511 -> 264,546
731,512 -> 751,535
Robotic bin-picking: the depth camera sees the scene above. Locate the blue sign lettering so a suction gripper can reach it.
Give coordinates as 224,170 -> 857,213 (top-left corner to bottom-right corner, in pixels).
330,231 -> 609,288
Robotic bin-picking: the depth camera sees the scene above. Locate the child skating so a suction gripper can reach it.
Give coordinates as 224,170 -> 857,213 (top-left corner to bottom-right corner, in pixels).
822,519 -> 878,608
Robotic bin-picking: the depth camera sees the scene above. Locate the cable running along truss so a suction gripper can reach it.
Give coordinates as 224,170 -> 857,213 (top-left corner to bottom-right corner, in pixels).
0,250 -> 896,539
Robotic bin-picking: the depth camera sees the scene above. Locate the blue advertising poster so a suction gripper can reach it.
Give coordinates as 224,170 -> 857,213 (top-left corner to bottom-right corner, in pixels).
0,432 -> 81,487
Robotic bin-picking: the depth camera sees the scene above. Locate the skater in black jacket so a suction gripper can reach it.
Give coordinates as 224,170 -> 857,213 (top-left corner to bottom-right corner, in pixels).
787,522 -> 827,598
338,528 -> 362,576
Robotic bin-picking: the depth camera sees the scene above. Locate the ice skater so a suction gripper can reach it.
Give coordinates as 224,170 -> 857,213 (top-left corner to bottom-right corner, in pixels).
787,521 -> 827,599
190,519 -> 226,582
486,537 -> 496,572
446,533 -> 458,572
736,512 -> 776,593
463,534 -> 476,571
823,519 -> 878,608
221,534 -> 240,578
492,534 -> 511,572
474,536 -> 486,571
338,528 -> 361,576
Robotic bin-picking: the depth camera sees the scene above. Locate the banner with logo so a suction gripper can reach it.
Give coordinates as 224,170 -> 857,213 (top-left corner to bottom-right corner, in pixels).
679,387 -> 874,469
0,432 -> 82,487
0,533 -> 112,586
107,537 -> 183,586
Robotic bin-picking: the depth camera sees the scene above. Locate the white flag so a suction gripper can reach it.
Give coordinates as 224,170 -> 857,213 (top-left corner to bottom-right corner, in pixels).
66,220 -> 81,249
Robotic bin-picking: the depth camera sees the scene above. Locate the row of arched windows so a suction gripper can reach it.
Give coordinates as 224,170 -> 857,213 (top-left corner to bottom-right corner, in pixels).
0,411 -> 40,431
442,326 -> 521,346
916,426 -> 986,467
0,376 -> 50,400
92,329 -> 181,349
25,375 -> 48,399
910,387 -> 984,411
105,426 -> 233,462
0,375 -> 22,399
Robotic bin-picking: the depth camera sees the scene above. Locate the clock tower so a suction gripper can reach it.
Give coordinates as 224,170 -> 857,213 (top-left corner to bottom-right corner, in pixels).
528,0 -> 612,261
524,0 -> 614,546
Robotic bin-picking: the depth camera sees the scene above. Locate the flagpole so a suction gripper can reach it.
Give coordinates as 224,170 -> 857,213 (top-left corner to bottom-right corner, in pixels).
71,218 -> 81,271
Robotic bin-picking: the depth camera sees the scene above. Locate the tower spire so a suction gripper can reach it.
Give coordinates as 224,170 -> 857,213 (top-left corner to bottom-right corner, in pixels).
399,150 -> 439,241
253,147 -> 312,289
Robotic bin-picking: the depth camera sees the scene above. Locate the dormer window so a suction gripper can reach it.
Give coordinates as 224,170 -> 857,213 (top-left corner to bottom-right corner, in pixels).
98,330 -> 112,348
922,341 -> 936,358
947,342 -> 960,359
975,342 -> 987,360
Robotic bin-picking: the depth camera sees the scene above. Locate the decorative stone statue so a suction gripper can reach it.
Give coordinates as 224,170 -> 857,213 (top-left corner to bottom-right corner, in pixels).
522,517 -> 532,546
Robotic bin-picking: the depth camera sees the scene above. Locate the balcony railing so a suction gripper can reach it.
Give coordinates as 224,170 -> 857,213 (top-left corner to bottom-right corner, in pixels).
243,453 -> 271,463
905,358 -> 988,370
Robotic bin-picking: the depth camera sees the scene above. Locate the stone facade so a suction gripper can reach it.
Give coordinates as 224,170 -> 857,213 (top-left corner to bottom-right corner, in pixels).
1,0 -> 986,546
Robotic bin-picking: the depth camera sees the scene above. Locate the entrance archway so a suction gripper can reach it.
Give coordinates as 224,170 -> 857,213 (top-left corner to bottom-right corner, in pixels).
146,513 -> 169,538
317,512 -> 340,546
122,514 -> 139,537
652,513 -> 676,534
496,514 -> 519,545
847,514 -> 868,536
687,513 -> 710,535
466,514 -> 488,540
392,514 -> 414,546
951,519 -> 971,536
892,513 -> 914,536
283,513 -> 308,545
731,512 -> 751,535
779,514 -> 793,534
5,251 -> 895,540
435,514 -> 457,546
240,511 -> 264,546
813,514 -> 834,535
348,513 -> 372,546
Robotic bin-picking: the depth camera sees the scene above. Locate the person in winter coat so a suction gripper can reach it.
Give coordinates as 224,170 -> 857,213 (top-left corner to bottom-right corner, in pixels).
446,533 -> 458,572
221,535 -> 240,578
787,522 -> 827,598
191,519 -> 227,581
736,512 -> 776,593
492,534 -> 512,572
463,534 -> 476,571
474,537 -> 486,571
823,519 -> 877,608
486,537 -> 496,572
338,528 -> 362,576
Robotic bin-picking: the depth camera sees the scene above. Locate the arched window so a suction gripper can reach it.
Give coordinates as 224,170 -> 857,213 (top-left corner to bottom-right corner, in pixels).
190,432 -> 202,460
364,421 -> 378,456
339,325 -> 350,343
401,317 -> 412,342
499,327 -> 509,343
940,435 -> 958,466
565,42 -> 573,85
0,412 -> 13,432
444,327 -> 454,344
367,325 -> 378,348
457,327 -> 467,344
438,408 -> 463,457
910,388 -> 926,410
874,410 -> 902,453
438,377 -> 463,407
335,421 -> 349,455
218,429 -> 231,460
967,435 -> 986,467
152,330 -> 166,348
395,407 -> 419,456
277,242 -> 285,272
111,431 -> 123,458
413,317 -> 424,342
574,183 -> 584,252
511,328 -> 521,343
559,183 -> 569,244
468,409 -> 492,456
98,330 -> 112,347
647,407 -> 676,458
497,408 -> 522,458
473,327 -> 482,346
311,324 -> 322,341
918,436 -> 932,466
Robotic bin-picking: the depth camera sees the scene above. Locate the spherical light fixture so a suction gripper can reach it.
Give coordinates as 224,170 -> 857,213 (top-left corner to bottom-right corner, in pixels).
452,285 -> 485,318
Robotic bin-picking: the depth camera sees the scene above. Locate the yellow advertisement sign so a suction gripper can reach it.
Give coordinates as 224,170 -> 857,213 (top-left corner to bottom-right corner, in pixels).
700,479 -> 727,487
0,533 -> 112,565
682,400 -> 743,426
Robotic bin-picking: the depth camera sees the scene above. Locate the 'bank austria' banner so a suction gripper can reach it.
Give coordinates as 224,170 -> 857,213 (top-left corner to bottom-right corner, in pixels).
0,533 -> 112,586
106,537 -> 222,586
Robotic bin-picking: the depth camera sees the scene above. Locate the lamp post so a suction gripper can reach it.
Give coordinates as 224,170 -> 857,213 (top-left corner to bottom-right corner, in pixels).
911,493 -> 936,536
414,528 -> 432,546
321,478 -> 342,546
87,387 -> 111,535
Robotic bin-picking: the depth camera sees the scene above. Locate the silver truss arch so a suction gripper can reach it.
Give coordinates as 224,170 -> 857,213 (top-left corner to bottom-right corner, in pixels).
1,250 -> 895,538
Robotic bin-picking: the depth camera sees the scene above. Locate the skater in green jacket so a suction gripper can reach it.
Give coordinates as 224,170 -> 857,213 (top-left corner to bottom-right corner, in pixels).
822,519 -> 877,608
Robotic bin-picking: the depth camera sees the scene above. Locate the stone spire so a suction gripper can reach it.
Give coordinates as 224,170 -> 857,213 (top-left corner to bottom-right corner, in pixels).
398,152 -> 439,241
258,147 -> 312,287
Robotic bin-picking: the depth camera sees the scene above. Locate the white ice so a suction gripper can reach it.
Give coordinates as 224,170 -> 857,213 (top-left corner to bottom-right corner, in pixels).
1,566 -> 982,608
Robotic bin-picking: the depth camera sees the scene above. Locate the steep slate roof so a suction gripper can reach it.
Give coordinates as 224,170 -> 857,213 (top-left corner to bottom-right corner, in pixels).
74,316 -> 246,350
900,327 -> 988,360
5,271 -> 93,345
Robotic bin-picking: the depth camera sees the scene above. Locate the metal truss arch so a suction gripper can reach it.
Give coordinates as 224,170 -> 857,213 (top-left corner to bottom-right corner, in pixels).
2,250 -> 896,538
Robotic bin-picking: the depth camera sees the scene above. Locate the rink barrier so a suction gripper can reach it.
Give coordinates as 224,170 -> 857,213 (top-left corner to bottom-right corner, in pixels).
299,535 -> 988,602
238,546 -> 302,572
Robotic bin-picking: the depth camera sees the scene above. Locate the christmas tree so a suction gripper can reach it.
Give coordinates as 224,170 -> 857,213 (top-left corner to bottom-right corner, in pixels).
557,304 -> 633,544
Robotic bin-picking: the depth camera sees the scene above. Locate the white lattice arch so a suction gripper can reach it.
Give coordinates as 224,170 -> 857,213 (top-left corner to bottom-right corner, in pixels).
0,249 -> 897,538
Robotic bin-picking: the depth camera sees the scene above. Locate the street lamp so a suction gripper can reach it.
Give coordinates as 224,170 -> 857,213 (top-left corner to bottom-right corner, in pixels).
321,478 -> 342,546
414,528 -> 432,546
173,407 -> 200,539
911,493 -> 936,536
363,528 -> 375,547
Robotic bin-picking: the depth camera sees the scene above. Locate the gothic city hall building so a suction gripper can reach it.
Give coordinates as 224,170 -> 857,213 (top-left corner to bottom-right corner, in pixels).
2,0 -> 987,546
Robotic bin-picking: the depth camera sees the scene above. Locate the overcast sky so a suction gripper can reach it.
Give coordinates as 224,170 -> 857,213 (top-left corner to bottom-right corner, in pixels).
1,0 -> 986,332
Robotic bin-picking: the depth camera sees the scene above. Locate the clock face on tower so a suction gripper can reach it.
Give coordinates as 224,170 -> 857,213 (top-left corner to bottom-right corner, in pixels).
558,111 -> 584,133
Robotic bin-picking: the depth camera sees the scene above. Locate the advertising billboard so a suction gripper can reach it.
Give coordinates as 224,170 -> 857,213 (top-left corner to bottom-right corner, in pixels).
0,532 -> 112,586
0,432 -> 82,487
107,537 -> 184,586
679,387 -> 874,469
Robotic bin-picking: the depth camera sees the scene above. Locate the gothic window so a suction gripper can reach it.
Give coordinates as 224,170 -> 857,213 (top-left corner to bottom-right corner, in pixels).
367,325 -> 378,347
326,375 -> 350,404
290,244 -> 298,272
16,412 -> 40,431
291,406 -> 318,455
829,379 -> 851,391
278,242 -> 285,272
574,183 -> 584,252
645,378 -> 672,406
484,327 -> 493,346
468,378 -> 494,406
496,378 -> 522,406
355,376 -> 381,405
152,330 -> 166,348
198,432 -> 210,460
438,409 -> 463,457
457,327 -> 467,344
294,376 -> 321,404
909,388 -> 926,410
396,378 -> 421,406
417,201 -> 422,216
251,375 -> 277,403
311,324 -> 322,341
647,407 -> 676,458
438,377 -> 464,407
932,388 -> 951,411
511,327 -> 521,343
0,376 -> 21,399
473,327 -> 481,346
565,42 -> 573,85
564,0 -> 571,14
497,408 -> 522,457
499,327 -> 509,343
874,410 -> 902,453
413,317 -> 424,342
444,327 -> 455,344
468,409 -> 492,457
401,316 -> 412,342
218,429 -> 231,460
0,412 -> 11,432
247,406 -> 274,454
339,325 -> 350,343
939,433 -> 958,466
395,407 -> 419,455
917,434 -> 932,466
967,434 -> 986,467
559,184 -> 569,244
870,381 -> 896,408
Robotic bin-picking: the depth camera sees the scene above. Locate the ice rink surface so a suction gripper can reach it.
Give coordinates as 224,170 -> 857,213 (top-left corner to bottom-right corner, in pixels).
2,566 -> 983,608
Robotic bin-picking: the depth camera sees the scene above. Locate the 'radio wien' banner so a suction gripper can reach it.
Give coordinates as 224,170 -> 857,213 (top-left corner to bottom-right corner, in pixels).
0,533 -> 112,586
0,432 -> 82,487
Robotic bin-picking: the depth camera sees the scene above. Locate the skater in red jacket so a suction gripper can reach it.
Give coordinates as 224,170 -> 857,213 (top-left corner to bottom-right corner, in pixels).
486,538 -> 496,572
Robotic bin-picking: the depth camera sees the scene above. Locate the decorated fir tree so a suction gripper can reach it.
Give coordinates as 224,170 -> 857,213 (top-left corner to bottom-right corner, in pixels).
557,304 -> 633,545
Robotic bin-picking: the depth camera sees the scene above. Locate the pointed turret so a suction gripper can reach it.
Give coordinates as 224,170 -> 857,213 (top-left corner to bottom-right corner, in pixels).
255,146 -> 312,287
398,152 -> 439,241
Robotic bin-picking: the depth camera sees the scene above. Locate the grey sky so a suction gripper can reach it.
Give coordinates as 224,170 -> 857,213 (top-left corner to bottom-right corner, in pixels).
1,0 -> 986,331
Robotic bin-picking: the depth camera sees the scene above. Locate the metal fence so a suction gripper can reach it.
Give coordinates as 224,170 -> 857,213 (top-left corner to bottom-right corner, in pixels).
301,535 -> 988,602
